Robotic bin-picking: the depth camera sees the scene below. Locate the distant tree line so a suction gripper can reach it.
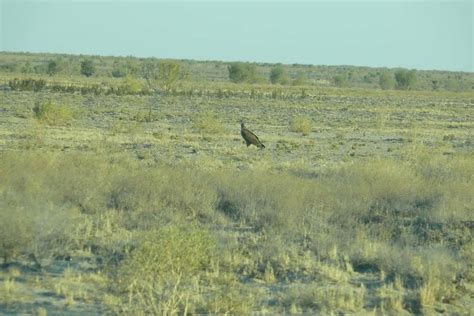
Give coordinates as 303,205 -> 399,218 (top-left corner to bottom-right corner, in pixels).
226,62 -> 421,90
0,52 -> 472,92
228,62 -> 307,86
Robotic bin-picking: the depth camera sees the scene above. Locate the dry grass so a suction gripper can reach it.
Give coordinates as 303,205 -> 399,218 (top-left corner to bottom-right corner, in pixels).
0,149 -> 471,313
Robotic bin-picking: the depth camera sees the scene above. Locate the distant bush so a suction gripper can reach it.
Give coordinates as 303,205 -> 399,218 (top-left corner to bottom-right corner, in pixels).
141,60 -> 181,93
33,100 -> 73,125
333,74 -> 348,87
292,72 -> 307,86
111,66 -> 127,78
0,63 -> 18,72
158,61 -> 181,92
111,59 -> 140,78
80,59 -> 95,77
379,71 -> 395,90
291,115 -> 312,136
270,65 -> 289,84
47,60 -> 60,76
443,77 -> 466,92
395,69 -> 417,90
228,62 -> 258,83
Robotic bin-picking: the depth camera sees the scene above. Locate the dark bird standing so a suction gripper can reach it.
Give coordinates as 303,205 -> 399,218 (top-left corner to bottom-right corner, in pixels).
240,123 -> 265,149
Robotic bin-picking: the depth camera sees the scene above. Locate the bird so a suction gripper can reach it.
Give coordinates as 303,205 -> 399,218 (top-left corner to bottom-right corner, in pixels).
240,122 -> 265,149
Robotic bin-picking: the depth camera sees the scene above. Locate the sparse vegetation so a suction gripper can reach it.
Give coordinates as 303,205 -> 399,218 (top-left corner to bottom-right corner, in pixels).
0,51 -> 472,315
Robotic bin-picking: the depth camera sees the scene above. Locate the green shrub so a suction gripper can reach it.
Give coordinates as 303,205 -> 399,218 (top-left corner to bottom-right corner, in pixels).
333,74 -> 348,87
270,65 -> 289,84
395,69 -> 417,90
119,75 -> 142,94
228,62 -> 258,83
112,59 -> 139,78
111,67 -> 127,78
80,59 -> 95,77
47,60 -> 61,76
33,100 -> 73,125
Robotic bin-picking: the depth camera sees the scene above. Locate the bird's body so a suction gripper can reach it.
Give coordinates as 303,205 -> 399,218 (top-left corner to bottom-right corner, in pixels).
240,123 -> 265,149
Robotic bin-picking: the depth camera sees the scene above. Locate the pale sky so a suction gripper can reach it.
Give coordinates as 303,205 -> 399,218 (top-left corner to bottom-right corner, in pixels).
1,0 -> 472,71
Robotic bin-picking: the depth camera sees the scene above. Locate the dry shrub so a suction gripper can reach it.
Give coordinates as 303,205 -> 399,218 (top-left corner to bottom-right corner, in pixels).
114,225 -> 216,314
290,115 -> 312,136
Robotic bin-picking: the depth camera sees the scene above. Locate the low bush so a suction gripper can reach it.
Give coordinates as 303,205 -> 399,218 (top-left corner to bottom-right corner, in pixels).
33,99 -> 73,125
290,115 -> 312,136
119,75 -> 142,94
228,62 -> 258,83
8,78 -> 46,92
